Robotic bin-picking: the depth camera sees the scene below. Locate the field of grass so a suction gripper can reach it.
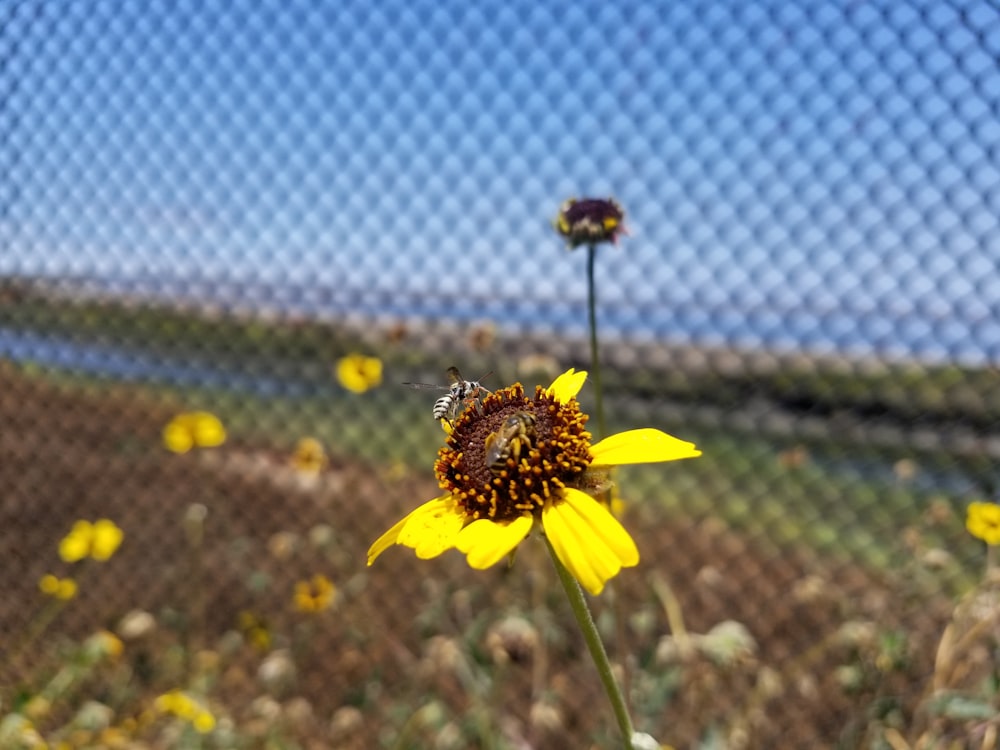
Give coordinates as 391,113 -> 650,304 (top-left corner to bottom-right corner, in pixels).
2,285 -> 998,748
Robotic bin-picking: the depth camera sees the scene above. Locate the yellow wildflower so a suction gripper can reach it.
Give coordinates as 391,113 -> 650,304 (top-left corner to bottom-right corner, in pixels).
39,574 -> 78,600
967,501 -> 1000,545
293,574 -> 336,613
59,519 -> 124,562
85,629 -> 124,659
163,411 -> 226,454
291,437 -> 327,475
369,369 -> 701,595
335,354 -> 383,394
155,690 -> 215,734
237,611 -> 272,652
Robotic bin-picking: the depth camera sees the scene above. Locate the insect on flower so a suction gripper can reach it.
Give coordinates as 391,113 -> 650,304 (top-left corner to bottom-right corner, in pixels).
484,411 -> 537,474
370,369 -> 702,595
403,366 -> 492,424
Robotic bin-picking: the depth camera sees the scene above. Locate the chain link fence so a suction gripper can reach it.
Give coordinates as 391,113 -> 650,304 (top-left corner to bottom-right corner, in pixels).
3,1 -> 1000,747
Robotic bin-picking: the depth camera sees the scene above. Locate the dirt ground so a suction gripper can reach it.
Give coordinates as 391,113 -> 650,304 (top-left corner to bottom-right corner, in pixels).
0,364 -> 968,748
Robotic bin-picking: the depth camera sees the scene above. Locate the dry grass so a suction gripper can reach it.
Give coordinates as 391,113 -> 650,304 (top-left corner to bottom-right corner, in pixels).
1,364 -> 995,749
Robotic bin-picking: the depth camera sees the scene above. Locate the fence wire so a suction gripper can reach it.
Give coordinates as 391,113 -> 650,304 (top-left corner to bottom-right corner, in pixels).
2,1 -> 1000,748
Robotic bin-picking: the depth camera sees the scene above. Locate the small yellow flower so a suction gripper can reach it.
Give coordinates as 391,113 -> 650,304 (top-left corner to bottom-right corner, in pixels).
336,353 -> 383,394
967,501 -> 1000,545
58,519 -> 124,563
163,411 -> 226,454
237,611 -> 272,651
84,630 -> 124,659
192,710 -> 216,733
368,369 -> 701,595
291,437 -> 327,475
39,574 -> 78,600
293,574 -> 336,613
155,690 -> 215,734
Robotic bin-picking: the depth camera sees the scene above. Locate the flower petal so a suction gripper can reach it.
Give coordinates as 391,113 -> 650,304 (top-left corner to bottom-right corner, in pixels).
191,412 -> 226,448
590,428 -> 701,467
397,495 -> 465,559
967,501 -> 1000,545
163,419 -> 194,454
547,368 -> 588,403
90,519 -> 124,561
59,521 -> 93,563
367,517 -> 410,566
367,494 -> 456,565
456,515 -> 534,569
542,488 -> 639,595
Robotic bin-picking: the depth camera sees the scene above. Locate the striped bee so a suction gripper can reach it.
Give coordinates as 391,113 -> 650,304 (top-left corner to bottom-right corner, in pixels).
404,366 -> 491,424
484,411 -> 537,474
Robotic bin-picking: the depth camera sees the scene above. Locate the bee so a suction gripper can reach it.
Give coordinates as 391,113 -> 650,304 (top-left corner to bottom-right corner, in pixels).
403,366 -> 491,423
484,411 -> 538,474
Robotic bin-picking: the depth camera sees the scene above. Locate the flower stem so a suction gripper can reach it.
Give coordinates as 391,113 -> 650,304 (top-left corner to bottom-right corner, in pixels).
545,535 -> 634,749
586,243 -> 607,440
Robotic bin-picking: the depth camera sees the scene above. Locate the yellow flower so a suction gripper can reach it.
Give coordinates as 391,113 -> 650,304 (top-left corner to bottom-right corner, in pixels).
39,574 -> 78,600
238,611 -> 273,652
967,501 -> 1000,545
336,354 -> 383,394
155,690 -> 215,734
291,437 -> 327,475
84,629 -> 124,659
163,411 -> 226,454
58,519 -> 124,562
368,369 -> 701,595
293,574 -> 336,613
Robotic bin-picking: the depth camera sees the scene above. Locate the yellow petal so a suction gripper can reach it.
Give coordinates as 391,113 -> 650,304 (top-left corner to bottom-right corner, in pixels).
162,419 -> 194,454
547,368 -> 588,403
191,412 -> 226,448
90,519 -> 124,561
367,496 -> 458,565
542,488 -> 639,595
456,515 -> 533,569
336,354 -> 383,394
967,501 -> 1000,545
59,521 -> 93,563
57,578 -> 78,600
590,428 -> 701,467
562,488 -> 639,566
193,711 -> 216,733
397,495 -> 465,559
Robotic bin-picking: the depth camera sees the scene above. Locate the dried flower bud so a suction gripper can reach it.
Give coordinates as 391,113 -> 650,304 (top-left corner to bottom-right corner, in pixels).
554,197 -> 627,248
485,615 -> 539,665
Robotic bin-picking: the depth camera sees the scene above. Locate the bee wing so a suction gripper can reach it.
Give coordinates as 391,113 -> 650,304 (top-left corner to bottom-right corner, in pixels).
402,382 -> 449,391
446,366 -> 463,385
484,432 -> 503,466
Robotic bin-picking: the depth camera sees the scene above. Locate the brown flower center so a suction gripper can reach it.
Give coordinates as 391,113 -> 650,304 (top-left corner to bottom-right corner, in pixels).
435,383 -> 593,523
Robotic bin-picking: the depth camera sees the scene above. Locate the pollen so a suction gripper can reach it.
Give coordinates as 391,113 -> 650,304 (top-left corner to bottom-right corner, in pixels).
435,383 -> 592,524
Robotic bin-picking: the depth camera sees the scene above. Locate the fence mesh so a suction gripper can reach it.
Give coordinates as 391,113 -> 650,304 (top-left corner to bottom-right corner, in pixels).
3,1 -> 1000,747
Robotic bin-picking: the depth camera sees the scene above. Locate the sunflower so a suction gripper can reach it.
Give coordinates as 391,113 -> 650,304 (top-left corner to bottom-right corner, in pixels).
368,369 -> 701,595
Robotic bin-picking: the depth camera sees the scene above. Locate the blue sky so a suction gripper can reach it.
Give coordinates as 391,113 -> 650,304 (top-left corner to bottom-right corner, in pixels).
3,0 -> 1000,363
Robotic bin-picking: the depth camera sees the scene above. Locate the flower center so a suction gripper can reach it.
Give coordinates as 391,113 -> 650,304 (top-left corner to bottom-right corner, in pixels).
435,383 -> 593,523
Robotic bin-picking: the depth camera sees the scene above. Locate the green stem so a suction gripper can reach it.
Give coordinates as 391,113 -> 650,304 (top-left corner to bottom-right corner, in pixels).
545,535 -> 634,749
586,244 -> 607,440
